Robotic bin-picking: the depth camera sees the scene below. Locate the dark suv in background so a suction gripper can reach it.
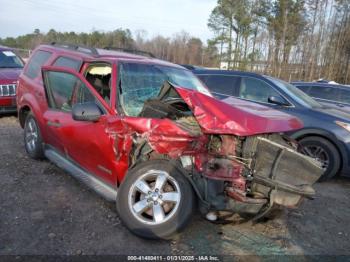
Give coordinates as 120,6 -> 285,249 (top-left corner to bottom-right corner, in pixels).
193,69 -> 350,181
292,82 -> 350,112
0,46 -> 24,113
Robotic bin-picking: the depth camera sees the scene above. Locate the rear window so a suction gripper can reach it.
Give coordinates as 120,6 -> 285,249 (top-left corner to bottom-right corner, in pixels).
53,56 -> 81,71
25,50 -> 52,79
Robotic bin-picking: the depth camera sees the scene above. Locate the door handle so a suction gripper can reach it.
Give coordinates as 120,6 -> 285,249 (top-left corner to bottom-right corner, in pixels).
47,121 -> 62,127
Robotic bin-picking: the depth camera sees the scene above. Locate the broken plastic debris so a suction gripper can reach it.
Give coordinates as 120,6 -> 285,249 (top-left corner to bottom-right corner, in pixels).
206,212 -> 218,221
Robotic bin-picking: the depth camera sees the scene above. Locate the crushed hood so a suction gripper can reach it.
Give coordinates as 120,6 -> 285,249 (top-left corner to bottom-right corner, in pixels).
175,87 -> 303,136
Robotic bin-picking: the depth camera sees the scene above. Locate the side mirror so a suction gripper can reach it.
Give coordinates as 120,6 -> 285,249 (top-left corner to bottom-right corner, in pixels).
268,95 -> 290,106
72,102 -> 102,122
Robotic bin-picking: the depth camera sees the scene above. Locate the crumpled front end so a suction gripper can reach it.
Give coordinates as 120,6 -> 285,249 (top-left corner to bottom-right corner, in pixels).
175,83 -> 322,218
193,134 -> 323,220
110,82 -> 323,221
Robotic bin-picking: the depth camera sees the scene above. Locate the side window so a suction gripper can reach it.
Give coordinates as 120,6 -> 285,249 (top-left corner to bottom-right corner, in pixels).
338,89 -> 350,104
308,86 -> 339,101
53,56 -> 82,71
85,64 -> 112,105
197,75 -> 240,98
25,50 -> 52,79
44,71 -> 96,111
295,85 -> 312,94
239,77 -> 281,103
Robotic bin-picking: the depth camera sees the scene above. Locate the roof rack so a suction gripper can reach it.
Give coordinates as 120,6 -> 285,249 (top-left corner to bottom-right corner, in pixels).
103,47 -> 155,58
50,42 -> 99,55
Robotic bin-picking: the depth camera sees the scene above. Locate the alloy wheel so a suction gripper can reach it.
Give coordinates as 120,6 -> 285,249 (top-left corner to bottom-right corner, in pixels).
128,170 -> 181,225
25,118 -> 38,152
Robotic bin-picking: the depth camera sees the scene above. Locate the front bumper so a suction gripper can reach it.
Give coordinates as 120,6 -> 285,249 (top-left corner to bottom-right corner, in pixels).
0,96 -> 17,113
217,137 -> 322,221
196,135 -> 323,221
250,137 -> 321,204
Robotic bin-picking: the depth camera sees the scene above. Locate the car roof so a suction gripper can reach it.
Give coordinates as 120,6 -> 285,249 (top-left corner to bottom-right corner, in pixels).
192,68 -> 264,78
37,44 -> 184,69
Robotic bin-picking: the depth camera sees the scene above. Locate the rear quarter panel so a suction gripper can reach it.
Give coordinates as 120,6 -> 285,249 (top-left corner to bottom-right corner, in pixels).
17,49 -> 58,139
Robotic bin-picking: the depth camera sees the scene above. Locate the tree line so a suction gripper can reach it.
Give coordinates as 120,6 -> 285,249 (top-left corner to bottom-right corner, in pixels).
0,28 -> 219,68
1,0 -> 349,83
208,0 -> 350,83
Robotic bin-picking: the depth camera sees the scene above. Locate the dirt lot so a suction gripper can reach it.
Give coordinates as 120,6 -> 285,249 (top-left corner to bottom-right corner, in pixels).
1,115 -> 350,257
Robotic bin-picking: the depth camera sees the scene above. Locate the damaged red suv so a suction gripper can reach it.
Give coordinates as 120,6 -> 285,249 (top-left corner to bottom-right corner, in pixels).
17,43 -> 322,239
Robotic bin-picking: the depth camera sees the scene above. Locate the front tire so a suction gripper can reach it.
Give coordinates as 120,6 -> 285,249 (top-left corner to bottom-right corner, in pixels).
116,160 -> 195,239
24,113 -> 44,159
299,136 -> 340,181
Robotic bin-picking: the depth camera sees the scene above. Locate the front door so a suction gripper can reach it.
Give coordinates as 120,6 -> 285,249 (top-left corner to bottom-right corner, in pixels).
42,67 -> 117,184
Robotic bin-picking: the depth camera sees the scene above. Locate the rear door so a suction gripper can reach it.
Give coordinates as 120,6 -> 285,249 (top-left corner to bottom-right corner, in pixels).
42,66 -> 117,184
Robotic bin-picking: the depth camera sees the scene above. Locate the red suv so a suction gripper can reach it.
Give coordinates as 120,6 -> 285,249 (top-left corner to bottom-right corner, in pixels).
17,43 -> 322,239
0,46 -> 24,113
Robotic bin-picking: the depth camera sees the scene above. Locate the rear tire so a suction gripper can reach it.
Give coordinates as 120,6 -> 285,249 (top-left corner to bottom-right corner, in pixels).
299,136 -> 340,181
24,113 -> 44,159
116,160 -> 195,239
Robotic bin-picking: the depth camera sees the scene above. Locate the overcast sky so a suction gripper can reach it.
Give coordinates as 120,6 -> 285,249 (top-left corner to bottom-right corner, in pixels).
0,0 -> 217,41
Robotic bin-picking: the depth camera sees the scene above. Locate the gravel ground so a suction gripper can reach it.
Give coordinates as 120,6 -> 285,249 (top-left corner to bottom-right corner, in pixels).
1,115 -> 350,257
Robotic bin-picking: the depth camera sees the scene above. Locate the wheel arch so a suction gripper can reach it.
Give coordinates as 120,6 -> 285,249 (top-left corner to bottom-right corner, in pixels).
18,105 -> 31,128
127,154 -> 205,206
116,158 -> 196,239
18,92 -> 42,129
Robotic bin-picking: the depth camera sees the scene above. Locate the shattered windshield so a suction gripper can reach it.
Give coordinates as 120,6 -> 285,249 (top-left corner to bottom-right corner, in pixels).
119,62 -> 211,116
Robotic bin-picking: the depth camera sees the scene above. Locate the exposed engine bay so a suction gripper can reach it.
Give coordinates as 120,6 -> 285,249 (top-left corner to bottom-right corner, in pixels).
125,82 -> 323,221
